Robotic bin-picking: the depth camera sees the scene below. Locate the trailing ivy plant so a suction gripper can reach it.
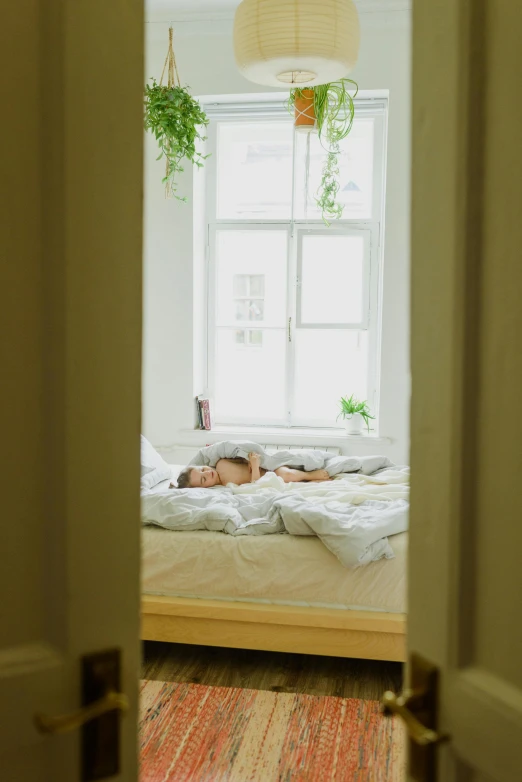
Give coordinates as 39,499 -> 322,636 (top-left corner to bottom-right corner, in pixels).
288,79 -> 358,224
144,78 -> 209,200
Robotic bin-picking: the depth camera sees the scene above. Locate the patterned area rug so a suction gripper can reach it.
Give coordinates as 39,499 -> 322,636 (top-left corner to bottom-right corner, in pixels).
140,680 -> 405,781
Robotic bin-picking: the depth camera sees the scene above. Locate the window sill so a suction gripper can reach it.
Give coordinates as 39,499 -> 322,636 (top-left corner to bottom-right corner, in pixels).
179,426 -> 392,447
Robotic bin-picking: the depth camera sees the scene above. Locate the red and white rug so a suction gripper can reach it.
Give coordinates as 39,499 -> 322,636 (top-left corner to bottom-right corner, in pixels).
140,680 -> 405,781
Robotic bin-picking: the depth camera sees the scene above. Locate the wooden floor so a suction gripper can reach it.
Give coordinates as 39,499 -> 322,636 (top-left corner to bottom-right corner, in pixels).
142,641 -> 403,701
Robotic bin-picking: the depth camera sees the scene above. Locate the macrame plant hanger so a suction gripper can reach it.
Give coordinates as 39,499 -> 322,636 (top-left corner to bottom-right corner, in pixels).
160,27 -> 181,198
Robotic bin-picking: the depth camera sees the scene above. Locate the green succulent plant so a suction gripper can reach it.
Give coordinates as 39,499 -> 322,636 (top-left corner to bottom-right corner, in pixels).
337,394 -> 375,432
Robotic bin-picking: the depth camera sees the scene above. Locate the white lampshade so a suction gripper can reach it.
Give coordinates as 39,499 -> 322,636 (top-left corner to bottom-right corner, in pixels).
233,0 -> 360,88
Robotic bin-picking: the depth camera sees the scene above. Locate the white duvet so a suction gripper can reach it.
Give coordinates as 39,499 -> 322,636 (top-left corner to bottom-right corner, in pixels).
141,465 -> 409,569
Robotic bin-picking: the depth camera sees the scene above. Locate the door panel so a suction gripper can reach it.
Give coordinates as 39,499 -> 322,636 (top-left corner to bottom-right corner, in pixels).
410,0 -> 522,780
0,1 -> 143,779
474,0 -> 522,694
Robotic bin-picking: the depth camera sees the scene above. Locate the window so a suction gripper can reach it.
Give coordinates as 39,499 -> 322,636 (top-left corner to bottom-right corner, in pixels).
203,96 -> 387,429
234,274 -> 265,346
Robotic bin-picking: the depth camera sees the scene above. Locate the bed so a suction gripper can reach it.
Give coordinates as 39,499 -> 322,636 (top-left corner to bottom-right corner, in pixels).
141,467 -> 407,663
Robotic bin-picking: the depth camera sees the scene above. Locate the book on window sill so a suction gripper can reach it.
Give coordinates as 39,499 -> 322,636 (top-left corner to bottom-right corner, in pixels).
195,396 -> 212,430
200,398 -> 212,430
195,396 -> 204,429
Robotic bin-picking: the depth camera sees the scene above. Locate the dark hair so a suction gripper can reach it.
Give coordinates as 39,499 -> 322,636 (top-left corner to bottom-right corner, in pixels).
176,466 -> 194,489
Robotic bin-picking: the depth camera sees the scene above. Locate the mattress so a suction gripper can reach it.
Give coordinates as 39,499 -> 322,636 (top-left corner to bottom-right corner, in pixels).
142,524 -> 407,614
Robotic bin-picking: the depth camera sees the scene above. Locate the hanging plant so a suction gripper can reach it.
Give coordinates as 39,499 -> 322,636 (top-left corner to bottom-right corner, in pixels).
293,88 -> 316,131
288,78 -> 358,224
144,28 -> 209,200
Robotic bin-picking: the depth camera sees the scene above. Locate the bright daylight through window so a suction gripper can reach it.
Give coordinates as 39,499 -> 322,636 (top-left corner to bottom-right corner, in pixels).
203,97 -> 387,430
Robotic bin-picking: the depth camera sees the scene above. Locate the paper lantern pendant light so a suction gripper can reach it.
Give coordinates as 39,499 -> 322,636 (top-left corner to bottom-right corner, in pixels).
234,0 -> 360,88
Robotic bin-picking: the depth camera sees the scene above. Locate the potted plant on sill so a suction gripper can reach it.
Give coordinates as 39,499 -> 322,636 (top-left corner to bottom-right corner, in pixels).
288,78 -> 358,224
144,27 -> 209,200
337,394 -> 375,435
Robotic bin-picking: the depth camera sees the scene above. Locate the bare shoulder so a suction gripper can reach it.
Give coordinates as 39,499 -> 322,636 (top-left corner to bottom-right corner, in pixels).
216,458 -> 250,485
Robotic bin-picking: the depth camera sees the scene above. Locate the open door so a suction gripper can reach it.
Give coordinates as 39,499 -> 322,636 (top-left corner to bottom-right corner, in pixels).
0,2 -> 143,779
398,0 -> 522,780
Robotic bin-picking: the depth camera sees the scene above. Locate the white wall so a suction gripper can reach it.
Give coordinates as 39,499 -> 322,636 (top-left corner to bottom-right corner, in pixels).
143,12 -> 411,464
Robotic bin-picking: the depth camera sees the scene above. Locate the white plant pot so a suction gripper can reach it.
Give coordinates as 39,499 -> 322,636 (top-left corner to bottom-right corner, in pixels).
344,413 -> 365,435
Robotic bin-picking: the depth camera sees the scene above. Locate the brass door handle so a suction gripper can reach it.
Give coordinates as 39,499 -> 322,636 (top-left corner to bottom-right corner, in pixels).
381,690 -> 449,747
35,690 -> 129,735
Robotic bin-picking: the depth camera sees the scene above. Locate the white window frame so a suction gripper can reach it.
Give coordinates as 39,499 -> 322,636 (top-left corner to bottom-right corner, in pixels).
296,226 -> 372,330
201,94 -> 388,432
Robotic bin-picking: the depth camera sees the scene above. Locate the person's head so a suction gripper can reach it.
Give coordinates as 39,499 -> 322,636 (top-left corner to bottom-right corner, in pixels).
176,465 -> 220,488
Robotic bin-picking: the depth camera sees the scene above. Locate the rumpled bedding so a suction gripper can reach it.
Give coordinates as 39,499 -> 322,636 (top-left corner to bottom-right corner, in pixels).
188,440 -> 395,477
141,441 -> 409,569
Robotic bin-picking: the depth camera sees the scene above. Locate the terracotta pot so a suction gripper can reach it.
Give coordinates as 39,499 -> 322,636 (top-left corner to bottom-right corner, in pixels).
294,89 -> 316,133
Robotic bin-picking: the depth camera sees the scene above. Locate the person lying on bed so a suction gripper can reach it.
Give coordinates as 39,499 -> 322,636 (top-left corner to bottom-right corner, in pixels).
175,453 -> 330,489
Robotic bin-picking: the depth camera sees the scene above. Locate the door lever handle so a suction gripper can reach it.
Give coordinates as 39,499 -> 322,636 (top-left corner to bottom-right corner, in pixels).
382,655 -> 449,782
35,689 -> 129,735
381,689 -> 449,747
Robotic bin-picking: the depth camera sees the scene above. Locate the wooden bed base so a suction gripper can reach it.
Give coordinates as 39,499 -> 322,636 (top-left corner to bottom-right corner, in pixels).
142,595 -> 407,663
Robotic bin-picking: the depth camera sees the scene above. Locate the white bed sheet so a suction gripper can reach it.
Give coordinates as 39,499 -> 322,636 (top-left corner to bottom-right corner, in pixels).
142,475 -> 407,612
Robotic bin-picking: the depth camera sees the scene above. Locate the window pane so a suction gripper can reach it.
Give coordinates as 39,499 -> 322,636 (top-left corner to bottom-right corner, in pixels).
233,275 -> 248,297
249,275 -> 265,297
294,118 -> 375,220
234,300 -> 264,321
235,329 -> 263,346
233,274 -> 265,297
215,329 -> 287,421
216,230 -> 287,328
217,121 -> 294,219
300,234 -> 365,324
293,330 -> 369,423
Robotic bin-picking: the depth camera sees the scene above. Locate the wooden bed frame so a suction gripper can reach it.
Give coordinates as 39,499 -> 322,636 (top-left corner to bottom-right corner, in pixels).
141,595 -> 407,662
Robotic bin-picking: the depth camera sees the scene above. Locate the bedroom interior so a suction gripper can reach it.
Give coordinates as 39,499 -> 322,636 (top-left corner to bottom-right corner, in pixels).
3,0 -> 522,780
140,0 -> 411,777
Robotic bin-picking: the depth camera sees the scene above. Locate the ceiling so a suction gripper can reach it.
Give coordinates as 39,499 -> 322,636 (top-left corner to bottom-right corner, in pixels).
145,0 -> 411,17
146,0 -> 240,11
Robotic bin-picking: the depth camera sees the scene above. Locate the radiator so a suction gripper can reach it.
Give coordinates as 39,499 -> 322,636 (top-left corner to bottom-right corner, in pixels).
157,443 -> 341,463
261,444 -> 341,455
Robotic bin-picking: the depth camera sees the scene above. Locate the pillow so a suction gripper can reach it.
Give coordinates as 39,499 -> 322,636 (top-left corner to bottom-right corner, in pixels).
140,465 -> 173,492
140,435 -> 169,477
167,464 -> 186,488
140,436 -> 173,491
